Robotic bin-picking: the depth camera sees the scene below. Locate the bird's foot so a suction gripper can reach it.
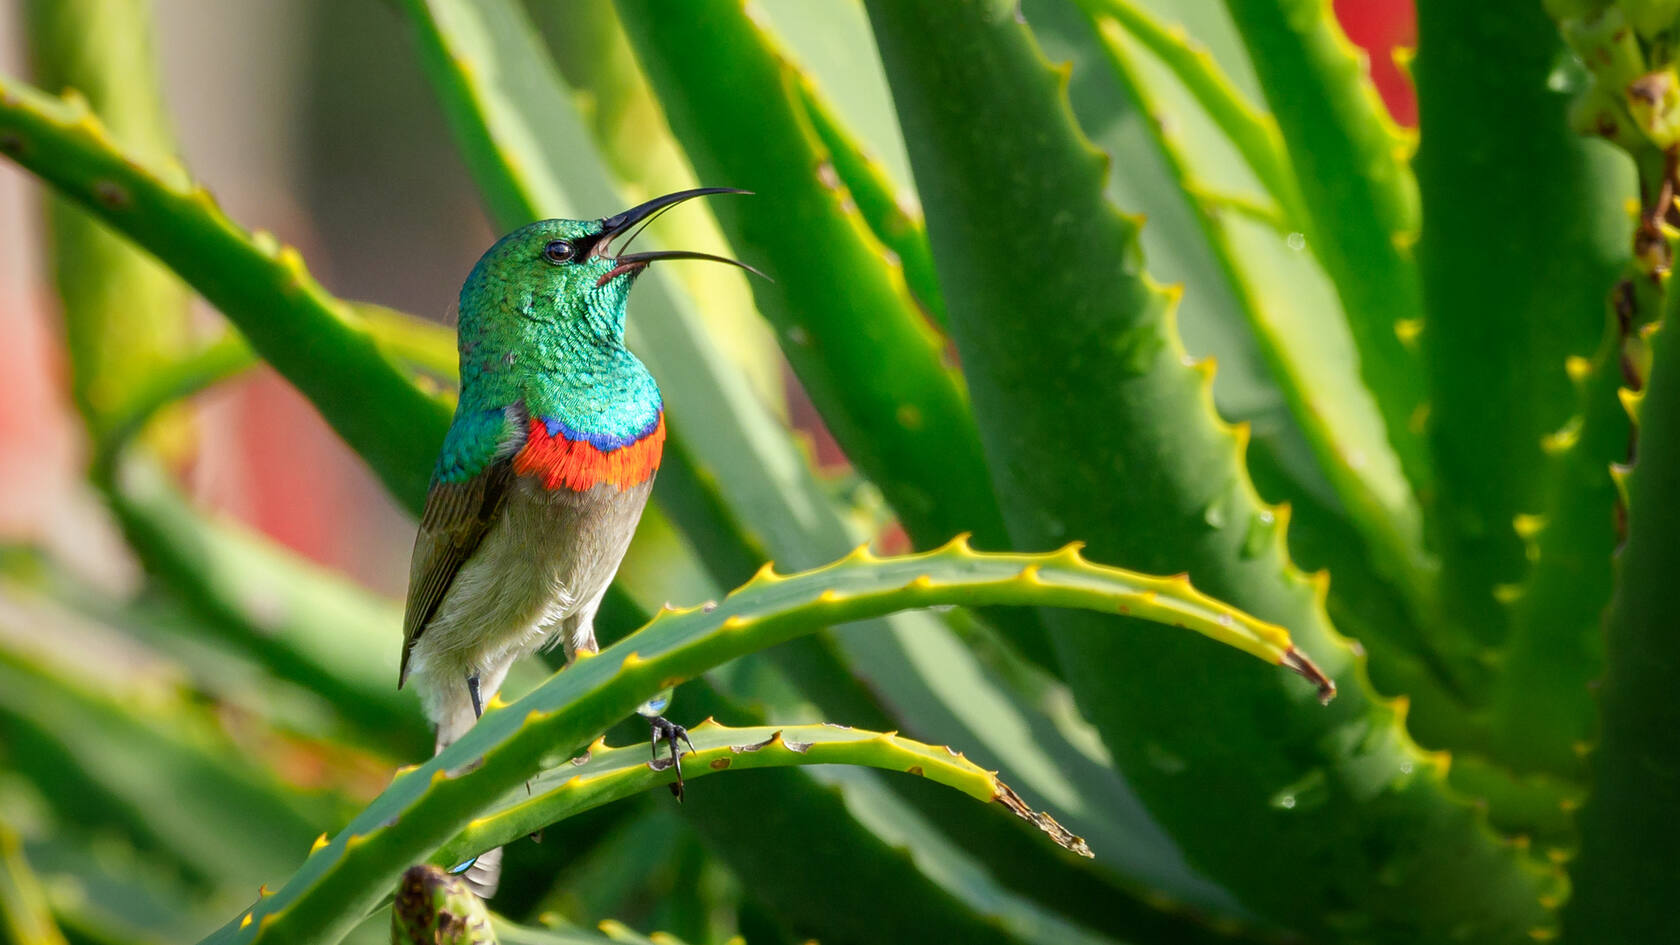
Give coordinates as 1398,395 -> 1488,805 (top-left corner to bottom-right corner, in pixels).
466,672 -> 484,719
648,716 -> 697,801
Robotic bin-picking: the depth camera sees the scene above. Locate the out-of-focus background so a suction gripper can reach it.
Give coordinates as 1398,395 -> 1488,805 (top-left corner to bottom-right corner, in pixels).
0,0 -> 1412,599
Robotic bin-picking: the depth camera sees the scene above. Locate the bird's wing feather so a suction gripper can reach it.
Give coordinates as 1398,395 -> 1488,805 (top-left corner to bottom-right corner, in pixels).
399,458 -> 517,687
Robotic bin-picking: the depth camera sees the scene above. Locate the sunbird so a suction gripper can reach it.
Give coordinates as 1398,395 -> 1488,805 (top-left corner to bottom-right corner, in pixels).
399,188 -> 757,897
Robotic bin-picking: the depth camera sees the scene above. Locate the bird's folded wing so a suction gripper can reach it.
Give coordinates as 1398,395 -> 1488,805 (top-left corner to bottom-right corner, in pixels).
399,459 -> 517,687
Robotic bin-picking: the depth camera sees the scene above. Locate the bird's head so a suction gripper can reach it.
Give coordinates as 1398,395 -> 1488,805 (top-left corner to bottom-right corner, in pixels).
460,187 -> 760,341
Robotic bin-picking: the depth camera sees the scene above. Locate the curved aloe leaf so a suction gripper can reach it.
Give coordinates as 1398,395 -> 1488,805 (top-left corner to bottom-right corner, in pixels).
106,460 -> 429,757
0,821 -> 70,945
23,0 -> 193,447
437,720 -> 1090,869
647,678 -> 1249,945
792,81 -> 946,326
609,0 -> 1059,669
1218,0 -> 1430,493
1485,286 -> 1637,778
1073,0 -> 1305,227
1081,10 -> 1438,665
861,1 -> 1561,938
392,867 -> 497,945
0,76 -> 452,511
610,1 -> 1005,557
0,630 -> 341,891
1414,0 -> 1634,674
1563,301 -> 1680,942
200,542 -> 1323,945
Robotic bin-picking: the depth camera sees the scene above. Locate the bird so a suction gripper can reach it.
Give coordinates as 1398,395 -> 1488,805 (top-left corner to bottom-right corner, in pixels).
398,188 -> 758,898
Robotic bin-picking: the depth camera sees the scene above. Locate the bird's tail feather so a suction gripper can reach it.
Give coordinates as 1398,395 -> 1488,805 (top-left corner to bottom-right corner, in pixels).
456,846 -> 502,899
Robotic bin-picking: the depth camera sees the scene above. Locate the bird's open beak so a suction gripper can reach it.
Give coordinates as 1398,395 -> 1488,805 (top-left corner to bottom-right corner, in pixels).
594,187 -> 767,286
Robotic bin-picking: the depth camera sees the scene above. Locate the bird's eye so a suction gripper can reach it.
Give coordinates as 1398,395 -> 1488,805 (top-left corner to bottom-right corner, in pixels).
541,240 -> 575,264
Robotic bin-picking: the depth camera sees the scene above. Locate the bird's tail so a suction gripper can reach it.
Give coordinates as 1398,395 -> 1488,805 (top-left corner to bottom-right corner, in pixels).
433,685 -> 503,899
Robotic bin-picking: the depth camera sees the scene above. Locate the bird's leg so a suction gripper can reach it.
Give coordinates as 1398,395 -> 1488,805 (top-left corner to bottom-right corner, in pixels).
648,715 -> 697,801
466,671 -> 484,719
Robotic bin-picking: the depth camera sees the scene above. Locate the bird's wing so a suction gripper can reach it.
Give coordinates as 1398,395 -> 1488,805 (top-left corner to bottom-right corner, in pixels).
399,458 -> 517,687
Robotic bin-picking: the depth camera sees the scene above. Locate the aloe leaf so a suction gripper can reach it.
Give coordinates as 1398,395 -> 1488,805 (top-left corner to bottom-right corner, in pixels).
1073,0 -> 1304,227
200,542 -> 1321,945
16,833 -> 207,945
1080,8 -> 1438,666
791,81 -> 947,326
0,628 -> 341,891
491,917 -> 696,945
0,76 -> 452,511
0,820 -> 70,945
606,3 -> 1004,555
22,0 -> 195,446
1482,273 -> 1646,780
1563,302 -> 1680,943
609,0 -> 1061,672
862,1 -> 1562,938
106,459 -> 429,757
437,719 -> 1092,869
1217,0 -> 1429,492
1414,0 -> 1634,669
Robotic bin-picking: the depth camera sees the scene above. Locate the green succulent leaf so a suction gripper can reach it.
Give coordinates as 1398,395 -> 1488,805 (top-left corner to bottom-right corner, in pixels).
1563,285 -> 1680,944
1218,0 -> 1430,493
610,1 -> 1002,555
610,0 -> 1055,664
438,720 -> 1092,869
1073,0 -> 1305,227
0,622 -> 342,891
792,79 -> 947,327
200,541 -> 1322,945
1080,6 -> 1437,660
0,75 -> 452,513
861,0 -> 1561,938
22,0 -> 194,444
1413,0 -> 1634,683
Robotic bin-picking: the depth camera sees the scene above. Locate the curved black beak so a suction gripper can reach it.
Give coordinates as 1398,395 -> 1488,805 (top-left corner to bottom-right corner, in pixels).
594,187 -> 768,286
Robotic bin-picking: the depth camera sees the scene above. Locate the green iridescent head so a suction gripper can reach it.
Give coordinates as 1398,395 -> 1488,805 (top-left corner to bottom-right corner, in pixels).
440,189 -> 758,480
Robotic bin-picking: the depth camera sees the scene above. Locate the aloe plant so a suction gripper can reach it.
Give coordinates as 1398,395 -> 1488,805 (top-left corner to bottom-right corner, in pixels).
1,0 -> 1676,942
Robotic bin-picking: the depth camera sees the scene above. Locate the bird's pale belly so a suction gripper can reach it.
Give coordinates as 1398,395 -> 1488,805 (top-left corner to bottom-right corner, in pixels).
407,475 -> 654,738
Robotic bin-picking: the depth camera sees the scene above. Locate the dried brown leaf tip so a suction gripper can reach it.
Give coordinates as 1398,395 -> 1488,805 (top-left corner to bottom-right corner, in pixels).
1282,646 -> 1336,705
995,782 -> 1093,858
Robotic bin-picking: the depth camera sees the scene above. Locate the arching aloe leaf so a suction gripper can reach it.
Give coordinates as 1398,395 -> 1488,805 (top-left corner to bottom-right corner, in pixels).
436,721 -> 1090,870
23,0 -> 193,449
1080,10 -> 1438,670
611,2 -> 1005,557
0,76 -> 452,512
1486,293 -> 1633,778
200,542 -> 1325,945
1413,0 -> 1633,686
792,81 -> 946,326
1217,0 -> 1430,494
1564,287 -> 1680,943
861,0 -> 1561,938
1073,0 -> 1304,227
610,0 -> 1055,666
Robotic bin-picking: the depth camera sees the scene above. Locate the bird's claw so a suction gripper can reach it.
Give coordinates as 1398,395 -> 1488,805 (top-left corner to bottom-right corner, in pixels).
648,716 -> 697,801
